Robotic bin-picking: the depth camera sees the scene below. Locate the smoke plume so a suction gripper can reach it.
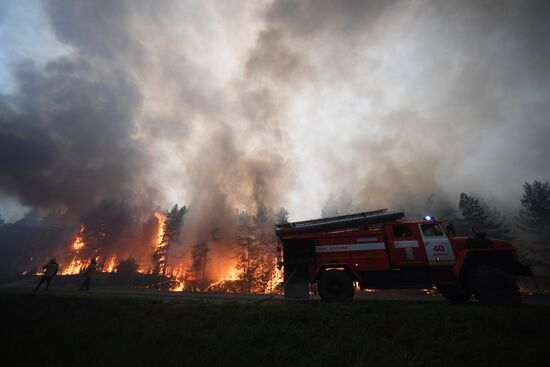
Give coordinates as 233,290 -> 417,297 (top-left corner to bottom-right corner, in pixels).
1,0 -> 550,273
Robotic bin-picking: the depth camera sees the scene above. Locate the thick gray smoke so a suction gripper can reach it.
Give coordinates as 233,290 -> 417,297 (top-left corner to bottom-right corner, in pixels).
1,0 -> 549,234
259,0 -> 550,217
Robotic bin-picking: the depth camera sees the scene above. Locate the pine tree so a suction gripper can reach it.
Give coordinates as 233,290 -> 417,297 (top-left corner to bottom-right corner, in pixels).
153,204 -> 187,275
275,207 -> 289,223
338,189 -> 355,215
190,240 -> 210,281
234,205 -> 281,293
321,193 -> 339,218
517,180 -> 550,245
517,180 -> 550,231
459,193 -> 513,240
235,210 -> 255,293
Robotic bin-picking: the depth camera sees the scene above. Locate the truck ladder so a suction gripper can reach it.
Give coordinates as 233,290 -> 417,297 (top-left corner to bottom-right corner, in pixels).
275,209 -> 404,235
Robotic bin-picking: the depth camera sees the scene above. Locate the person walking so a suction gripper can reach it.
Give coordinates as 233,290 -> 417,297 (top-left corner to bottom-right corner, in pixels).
34,258 -> 59,292
80,258 -> 97,291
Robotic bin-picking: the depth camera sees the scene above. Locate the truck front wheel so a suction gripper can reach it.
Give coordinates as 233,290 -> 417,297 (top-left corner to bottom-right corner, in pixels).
471,265 -> 521,306
437,283 -> 472,303
318,270 -> 355,302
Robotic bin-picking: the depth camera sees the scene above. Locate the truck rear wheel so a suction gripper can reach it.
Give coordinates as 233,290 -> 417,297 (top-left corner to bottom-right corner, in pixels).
318,270 -> 354,302
471,265 -> 521,306
437,283 -> 472,303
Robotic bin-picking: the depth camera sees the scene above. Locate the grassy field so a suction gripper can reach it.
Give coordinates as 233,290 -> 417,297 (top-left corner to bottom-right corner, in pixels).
1,293 -> 549,367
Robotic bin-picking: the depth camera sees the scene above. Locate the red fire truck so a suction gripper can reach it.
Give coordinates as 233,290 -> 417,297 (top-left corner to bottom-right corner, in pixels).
275,209 -> 532,305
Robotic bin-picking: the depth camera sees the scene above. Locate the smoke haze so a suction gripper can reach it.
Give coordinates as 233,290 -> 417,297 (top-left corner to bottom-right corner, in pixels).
1,0 -> 549,224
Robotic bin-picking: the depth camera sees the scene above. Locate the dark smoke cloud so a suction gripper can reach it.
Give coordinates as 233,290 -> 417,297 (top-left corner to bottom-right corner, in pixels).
0,57 -> 154,215
1,0 -> 550,229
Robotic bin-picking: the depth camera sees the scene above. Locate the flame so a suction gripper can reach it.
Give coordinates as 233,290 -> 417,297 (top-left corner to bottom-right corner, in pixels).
266,263 -> 284,293
104,255 -> 118,273
72,224 -> 86,252
61,256 -> 87,275
169,278 -> 185,291
154,211 -> 166,248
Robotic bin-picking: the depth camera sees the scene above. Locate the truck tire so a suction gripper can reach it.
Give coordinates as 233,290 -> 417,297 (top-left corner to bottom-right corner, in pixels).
471,265 -> 521,306
318,270 -> 355,302
437,283 -> 472,303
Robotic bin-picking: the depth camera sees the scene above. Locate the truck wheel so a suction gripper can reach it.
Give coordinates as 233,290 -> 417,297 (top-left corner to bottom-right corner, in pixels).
437,284 -> 472,303
471,265 -> 521,306
318,270 -> 354,302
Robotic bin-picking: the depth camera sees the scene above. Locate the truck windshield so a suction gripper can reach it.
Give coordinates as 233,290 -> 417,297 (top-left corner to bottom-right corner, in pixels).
421,224 -> 444,237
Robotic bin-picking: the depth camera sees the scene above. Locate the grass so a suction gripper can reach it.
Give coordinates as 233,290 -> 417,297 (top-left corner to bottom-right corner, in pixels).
1,292 -> 549,367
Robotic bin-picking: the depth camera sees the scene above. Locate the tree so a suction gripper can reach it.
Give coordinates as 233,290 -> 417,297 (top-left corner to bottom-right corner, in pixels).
235,210 -> 255,293
190,240 -> 210,282
114,257 -> 139,284
321,193 -> 339,218
153,204 -> 187,275
517,180 -> 550,245
338,189 -> 355,215
235,205 -> 281,293
275,207 -> 289,223
517,181 -> 550,232
459,193 -> 513,240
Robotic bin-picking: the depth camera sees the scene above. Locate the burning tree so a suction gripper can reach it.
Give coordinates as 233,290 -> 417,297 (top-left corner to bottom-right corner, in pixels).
189,240 -> 210,282
235,206 -> 281,293
152,204 -> 187,275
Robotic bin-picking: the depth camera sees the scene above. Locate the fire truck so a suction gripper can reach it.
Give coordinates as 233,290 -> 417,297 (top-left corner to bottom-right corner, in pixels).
275,209 -> 532,305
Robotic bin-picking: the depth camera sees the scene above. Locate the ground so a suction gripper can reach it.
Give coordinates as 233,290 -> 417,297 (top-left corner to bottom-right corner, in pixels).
1,289 -> 549,367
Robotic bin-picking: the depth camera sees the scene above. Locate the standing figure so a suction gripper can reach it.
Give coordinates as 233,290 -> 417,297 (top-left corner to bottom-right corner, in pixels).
80,258 -> 97,291
34,258 -> 59,292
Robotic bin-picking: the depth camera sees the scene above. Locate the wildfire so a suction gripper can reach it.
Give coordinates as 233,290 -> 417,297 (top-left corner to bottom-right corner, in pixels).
205,266 -> 240,291
169,279 -> 185,291
24,208 -> 284,296
103,255 -> 118,273
154,211 -> 166,248
72,224 -> 86,251
266,264 -> 284,293
61,256 -> 87,275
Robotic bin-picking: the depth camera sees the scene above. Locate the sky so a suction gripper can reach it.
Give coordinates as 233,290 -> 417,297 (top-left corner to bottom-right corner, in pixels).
0,0 -> 549,224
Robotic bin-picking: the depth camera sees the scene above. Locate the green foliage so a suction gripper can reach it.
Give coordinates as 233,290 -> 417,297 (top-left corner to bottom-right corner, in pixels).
459,193 -> 513,240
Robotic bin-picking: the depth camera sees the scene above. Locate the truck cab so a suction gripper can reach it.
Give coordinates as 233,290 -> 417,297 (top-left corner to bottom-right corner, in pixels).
276,210 -> 531,305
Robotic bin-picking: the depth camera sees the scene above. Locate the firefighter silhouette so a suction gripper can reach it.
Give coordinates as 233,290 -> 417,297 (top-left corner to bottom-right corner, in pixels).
80,258 -> 97,291
34,258 -> 59,292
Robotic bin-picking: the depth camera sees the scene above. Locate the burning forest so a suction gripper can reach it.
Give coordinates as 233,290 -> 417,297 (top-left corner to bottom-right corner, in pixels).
1,0 -> 550,292
8,202 -> 286,294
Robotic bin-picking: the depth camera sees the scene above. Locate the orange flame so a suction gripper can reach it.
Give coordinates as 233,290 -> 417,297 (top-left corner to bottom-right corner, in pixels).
72,224 -> 86,252
104,255 -> 118,273
154,211 -> 166,248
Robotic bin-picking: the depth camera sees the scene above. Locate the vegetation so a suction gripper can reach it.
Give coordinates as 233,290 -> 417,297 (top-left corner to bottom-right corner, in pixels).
153,204 -> 187,275
459,192 -> 513,240
517,181 -> 550,242
235,206 -> 280,293
1,292 -> 548,367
